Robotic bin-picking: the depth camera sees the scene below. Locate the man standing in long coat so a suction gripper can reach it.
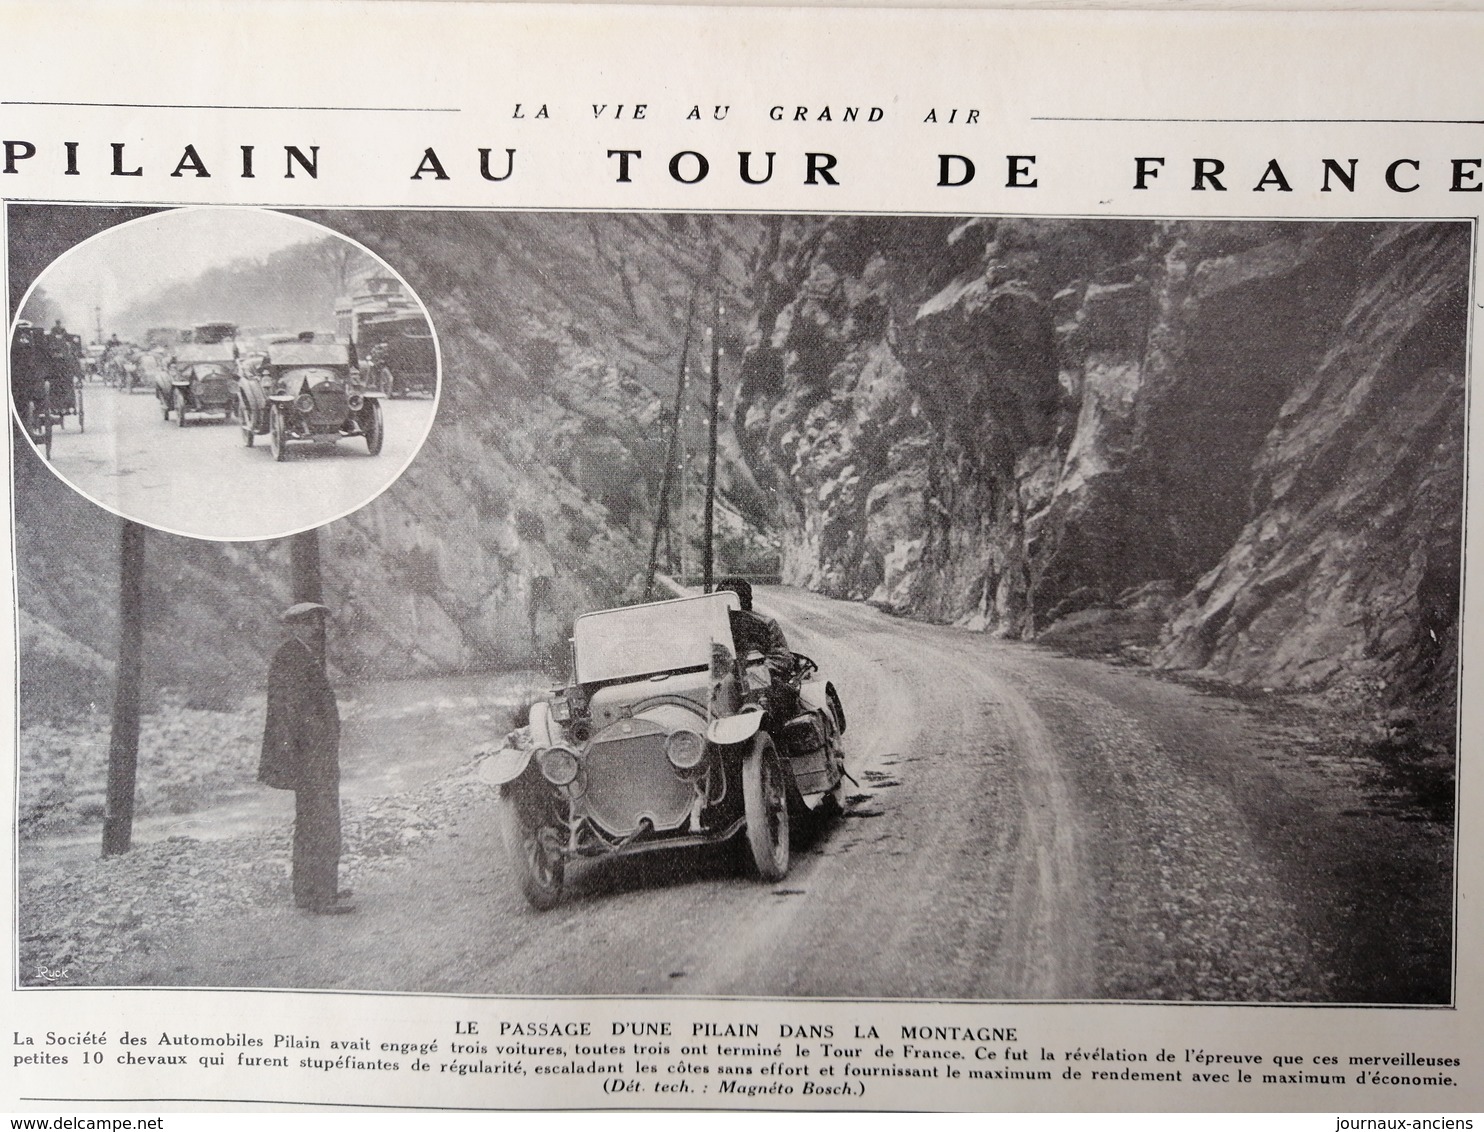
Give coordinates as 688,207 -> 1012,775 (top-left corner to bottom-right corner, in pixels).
259,602 -> 353,914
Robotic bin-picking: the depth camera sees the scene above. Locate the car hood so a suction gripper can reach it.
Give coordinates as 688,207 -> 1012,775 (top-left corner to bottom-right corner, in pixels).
587,669 -> 711,731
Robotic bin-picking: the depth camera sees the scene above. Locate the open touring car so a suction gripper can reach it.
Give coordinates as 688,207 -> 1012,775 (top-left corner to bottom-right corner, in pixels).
481,590 -> 848,909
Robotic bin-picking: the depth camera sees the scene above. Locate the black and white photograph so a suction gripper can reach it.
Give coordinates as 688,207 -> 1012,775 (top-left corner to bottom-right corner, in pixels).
8,206 -> 440,540
14,210 -> 1462,1005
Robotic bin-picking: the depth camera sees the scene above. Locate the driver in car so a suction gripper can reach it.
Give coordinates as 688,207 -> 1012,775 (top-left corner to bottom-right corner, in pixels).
716,577 -> 798,720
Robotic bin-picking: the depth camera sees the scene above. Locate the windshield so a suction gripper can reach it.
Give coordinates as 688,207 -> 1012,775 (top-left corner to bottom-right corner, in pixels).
574,592 -> 739,684
192,323 -> 237,345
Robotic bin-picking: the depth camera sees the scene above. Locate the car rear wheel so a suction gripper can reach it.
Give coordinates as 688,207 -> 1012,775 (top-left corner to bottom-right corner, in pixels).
238,392 -> 255,446
743,735 -> 790,881
499,788 -> 565,910
270,404 -> 288,462
364,399 -> 384,456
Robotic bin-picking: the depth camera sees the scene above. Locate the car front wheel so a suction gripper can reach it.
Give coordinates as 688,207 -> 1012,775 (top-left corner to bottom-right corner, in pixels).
499,788 -> 565,910
742,735 -> 790,882
363,399 -> 384,456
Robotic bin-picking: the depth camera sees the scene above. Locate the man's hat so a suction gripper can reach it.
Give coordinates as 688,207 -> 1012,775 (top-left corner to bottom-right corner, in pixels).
281,602 -> 330,623
716,577 -> 753,611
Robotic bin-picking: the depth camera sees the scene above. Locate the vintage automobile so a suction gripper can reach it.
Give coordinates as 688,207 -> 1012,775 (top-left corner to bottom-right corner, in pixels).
186,321 -> 238,346
161,342 -> 239,426
480,590 -> 848,909
337,274 -> 437,398
237,340 -> 384,461
358,315 -> 437,398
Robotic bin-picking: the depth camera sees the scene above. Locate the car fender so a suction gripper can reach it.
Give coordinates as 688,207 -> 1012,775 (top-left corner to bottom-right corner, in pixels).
707,703 -> 764,747
238,376 -> 269,413
479,699 -> 565,786
527,699 -> 566,749
477,746 -> 533,787
798,675 -> 831,715
800,677 -> 845,734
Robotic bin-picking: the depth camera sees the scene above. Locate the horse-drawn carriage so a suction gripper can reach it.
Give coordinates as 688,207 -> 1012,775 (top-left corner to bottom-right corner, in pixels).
11,323 -> 85,458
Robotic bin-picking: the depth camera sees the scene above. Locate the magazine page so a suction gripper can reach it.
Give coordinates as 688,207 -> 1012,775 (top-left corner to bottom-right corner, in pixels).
3,0 -> 1480,1114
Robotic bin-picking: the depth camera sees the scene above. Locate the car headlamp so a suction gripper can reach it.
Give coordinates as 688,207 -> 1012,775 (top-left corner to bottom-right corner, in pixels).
347,392 -> 365,411
665,729 -> 706,771
536,745 -> 581,786
295,392 -> 315,414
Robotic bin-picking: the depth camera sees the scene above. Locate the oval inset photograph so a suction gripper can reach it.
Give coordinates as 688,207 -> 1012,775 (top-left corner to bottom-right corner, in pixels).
9,207 -> 440,541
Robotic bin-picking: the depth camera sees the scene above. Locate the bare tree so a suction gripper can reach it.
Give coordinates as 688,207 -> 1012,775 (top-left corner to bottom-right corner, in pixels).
702,272 -> 722,593
312,239 -> 373,303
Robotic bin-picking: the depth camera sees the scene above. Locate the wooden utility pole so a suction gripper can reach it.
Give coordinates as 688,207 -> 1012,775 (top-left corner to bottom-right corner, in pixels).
102,521 -> 146,857
643,279 -> 701,599
701,279 -> 722,593
290,529 -> 326,664
679,457 -> 690,585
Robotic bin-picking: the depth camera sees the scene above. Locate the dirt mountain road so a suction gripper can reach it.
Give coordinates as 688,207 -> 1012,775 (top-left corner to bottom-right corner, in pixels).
104,588 -> 1451,1002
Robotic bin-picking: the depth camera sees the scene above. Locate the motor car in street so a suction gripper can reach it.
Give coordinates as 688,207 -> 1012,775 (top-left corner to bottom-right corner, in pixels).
481,591 -> 848,909
162,342 -> 239,426
358,318 -> 437,398
337,274 -> 437,398
237,340 -> 384,461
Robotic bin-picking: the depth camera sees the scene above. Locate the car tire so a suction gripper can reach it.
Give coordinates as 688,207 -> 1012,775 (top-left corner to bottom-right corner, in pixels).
742,735 -> 790,882
270,404 -> 288,462
238,393 -> 255,446
38,383 -> 54,460
175,390 -> 188,427
499,788 -> 565,911
75,382 -> 84,433
364,399 -> 384,456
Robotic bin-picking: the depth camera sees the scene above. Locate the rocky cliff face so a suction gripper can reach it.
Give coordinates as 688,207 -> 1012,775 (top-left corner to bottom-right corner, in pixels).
1159,225 -> 1466,718
736,218 -> 1466,731
13,209 -> 1466,738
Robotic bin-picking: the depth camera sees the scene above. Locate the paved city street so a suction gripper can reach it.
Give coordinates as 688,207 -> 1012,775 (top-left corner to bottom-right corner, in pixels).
37,382 -> 436,539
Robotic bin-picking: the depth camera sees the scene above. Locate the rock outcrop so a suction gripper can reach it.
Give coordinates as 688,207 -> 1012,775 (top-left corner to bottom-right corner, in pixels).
736,218 -> 1466,732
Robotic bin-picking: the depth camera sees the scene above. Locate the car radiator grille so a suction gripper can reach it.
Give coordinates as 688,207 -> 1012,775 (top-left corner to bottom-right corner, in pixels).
194,376 -> 235,408
306,388 -> 348,430
583,734 -> 693,837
